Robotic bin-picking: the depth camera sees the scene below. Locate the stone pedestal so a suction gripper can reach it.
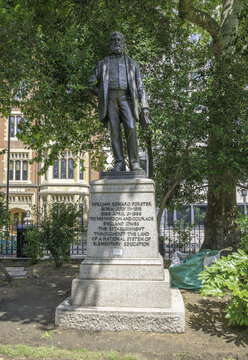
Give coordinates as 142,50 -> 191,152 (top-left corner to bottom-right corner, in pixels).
55,174 -> 185,333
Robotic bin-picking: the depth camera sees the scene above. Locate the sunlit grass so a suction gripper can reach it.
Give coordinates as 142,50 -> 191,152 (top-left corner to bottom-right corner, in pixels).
0,344 -> 138,360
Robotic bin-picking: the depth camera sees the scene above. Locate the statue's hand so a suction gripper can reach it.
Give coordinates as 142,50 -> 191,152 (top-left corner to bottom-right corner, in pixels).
141,108 -> 151,128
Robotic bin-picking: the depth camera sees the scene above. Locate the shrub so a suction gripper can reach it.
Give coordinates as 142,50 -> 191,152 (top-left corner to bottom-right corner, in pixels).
199,249 -> 248,327
0,192 -> 9,237
237,215 -> 248,253
199,214 -> 248,327
0,193 -> 13,282
164,221 -> 196,252
39,202 -> 82,267
23,227 -> 44,265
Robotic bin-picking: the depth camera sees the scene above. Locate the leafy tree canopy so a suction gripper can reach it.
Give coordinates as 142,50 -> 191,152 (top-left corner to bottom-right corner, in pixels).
1,0 -> 248,245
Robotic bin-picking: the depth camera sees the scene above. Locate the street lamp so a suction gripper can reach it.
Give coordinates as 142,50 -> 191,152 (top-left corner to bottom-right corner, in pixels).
6,116 -> 11,210
5,116 -> 11,238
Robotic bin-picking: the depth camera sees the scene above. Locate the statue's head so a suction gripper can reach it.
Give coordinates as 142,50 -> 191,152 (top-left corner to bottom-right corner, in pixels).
109,31 -> 125,55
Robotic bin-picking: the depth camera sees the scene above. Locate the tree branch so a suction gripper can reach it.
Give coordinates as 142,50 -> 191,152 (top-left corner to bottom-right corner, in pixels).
156,145 -> 190,231
157,180 -> 180,233
179,0 -> 221,43
221,0 -> 241,28
220,0 -> 242,52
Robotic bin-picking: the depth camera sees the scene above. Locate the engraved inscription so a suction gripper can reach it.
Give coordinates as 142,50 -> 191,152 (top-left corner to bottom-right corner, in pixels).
90,201 -> 153,248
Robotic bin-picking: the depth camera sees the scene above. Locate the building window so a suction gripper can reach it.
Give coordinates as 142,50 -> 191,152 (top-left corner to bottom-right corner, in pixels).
22,161 -> 28,180
68,158 -> 74,179
15,160 -> 21,180
61,158 -> 66,179
9,160 -> 14,180
9,154 -> 29,181
17,116 -> 22,134
53,160 -> 59,179
79,160 -> 84,180
9,115 -> 25,137
53,152 -> 76,180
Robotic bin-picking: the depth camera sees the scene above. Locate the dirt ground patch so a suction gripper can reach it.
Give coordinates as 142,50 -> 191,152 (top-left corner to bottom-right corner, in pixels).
0,259 -> 247,360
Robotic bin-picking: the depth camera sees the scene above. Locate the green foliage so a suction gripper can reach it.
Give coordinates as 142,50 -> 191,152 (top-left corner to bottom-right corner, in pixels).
0,343 -> 138,360
37,202 -> 82,267
23,227 -> 44,265
1,0 -> 248,248
164,220 -> 196,251
199,249 -> 248,327
237,215 -> 248,253
41,330 -> 56,339
0,193 -> 9,238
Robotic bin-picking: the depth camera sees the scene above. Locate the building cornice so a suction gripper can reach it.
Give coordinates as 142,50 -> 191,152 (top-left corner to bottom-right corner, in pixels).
0,183 -> 38,188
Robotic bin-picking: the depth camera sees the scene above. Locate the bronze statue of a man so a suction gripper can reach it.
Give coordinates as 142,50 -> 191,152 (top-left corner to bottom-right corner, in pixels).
89,32 -> 149,172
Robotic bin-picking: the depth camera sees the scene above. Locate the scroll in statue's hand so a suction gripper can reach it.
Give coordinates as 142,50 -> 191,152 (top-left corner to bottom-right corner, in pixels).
139,108 -> 150,129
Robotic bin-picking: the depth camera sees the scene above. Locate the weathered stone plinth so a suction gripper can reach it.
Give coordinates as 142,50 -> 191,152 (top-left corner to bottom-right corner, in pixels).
55,174 -> 185,333
55,288 -> 185,333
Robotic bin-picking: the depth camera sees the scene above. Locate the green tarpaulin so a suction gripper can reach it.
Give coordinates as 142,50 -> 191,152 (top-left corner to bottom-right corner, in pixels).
169,249 -> 219,290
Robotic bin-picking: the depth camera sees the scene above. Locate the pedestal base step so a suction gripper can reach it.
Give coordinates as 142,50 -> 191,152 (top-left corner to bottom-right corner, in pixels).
55,288 -> 185,333
71,269 -> 171,308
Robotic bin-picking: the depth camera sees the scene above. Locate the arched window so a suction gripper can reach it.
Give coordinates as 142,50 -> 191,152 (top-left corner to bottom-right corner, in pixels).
61,158 -> 66,179
22,161 -> 28,180
15,160 -> 21,180
17,116 -> 22,134
68,158 -> 74,179
9,160 -> 14,180
53,160 -> 59,179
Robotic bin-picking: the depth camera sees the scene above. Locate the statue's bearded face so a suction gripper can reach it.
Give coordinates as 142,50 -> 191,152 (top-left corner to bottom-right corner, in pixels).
110,33 -> 125,55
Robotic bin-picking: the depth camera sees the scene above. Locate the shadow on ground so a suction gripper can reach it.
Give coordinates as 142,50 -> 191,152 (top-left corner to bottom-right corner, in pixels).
187,297 -> 248,347
1,262 -> 248,360
0,263 -> 75,331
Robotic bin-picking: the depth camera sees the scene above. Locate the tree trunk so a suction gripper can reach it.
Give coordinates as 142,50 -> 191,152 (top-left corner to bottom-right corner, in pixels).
202,53 -> 242,250
202,176 -> 240,250
178,0 -> 243,251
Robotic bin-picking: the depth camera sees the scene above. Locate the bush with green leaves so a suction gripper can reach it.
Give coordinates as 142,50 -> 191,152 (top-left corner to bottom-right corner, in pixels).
164,221 -> 196,252
0,192 -> 9,237
37,202 -> 82,267
23,226 -> 44,265
199,215 -> 248,327
0,193 -> 10,255
0,193 -> 14,281
199,249 -> 248,327
237,215 -> 248,253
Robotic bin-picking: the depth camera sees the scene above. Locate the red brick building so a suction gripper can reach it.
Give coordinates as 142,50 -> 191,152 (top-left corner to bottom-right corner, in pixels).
0,111 -> 99,230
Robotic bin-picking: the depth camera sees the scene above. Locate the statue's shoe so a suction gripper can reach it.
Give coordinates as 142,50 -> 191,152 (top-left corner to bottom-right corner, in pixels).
130,163 -> 142,171
110,164 -> 126,172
